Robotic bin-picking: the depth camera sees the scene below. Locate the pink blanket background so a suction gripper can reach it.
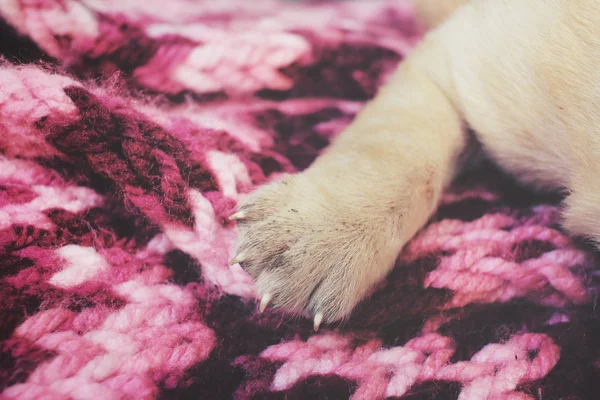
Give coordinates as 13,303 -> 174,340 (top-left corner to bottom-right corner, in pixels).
0,0 -> 598,399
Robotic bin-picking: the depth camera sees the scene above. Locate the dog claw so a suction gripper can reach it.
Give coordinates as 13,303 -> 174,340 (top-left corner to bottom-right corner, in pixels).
229,252 -> 246,266
313,312 -> 323,331
259,293 -> 272,313
228,211 -> 247,221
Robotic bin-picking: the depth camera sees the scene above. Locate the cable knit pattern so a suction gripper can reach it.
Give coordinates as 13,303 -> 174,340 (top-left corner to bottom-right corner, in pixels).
0,1 -> 598,399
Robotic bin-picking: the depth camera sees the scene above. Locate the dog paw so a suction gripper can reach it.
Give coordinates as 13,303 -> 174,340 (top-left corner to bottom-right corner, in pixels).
230,173 -> 401,329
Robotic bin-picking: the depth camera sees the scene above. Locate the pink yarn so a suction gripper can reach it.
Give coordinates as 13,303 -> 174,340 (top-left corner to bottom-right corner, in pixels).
260,332 -> 558,399
401,207 -> 590,308
0,66 -> 79,158
4,244 -> 216,399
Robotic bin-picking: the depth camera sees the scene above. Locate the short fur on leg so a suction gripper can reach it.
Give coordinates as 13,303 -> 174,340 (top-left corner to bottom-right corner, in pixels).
234,53 -> 467,323
234,0 -> 600,325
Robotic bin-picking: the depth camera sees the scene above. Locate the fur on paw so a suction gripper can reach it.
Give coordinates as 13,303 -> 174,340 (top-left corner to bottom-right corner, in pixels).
230,174 -> 401,329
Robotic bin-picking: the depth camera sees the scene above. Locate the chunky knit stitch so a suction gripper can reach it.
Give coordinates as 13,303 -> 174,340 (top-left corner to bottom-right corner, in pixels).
0,1 -> 598,399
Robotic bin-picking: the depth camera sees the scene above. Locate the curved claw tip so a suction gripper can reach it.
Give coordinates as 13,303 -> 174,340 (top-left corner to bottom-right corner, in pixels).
313,312 -> 323,332
228,211 -> 246,221
229,252 -> 246,266
259,293 -> 272,313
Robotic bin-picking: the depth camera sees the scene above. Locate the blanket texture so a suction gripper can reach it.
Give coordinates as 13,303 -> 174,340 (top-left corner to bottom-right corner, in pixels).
0,0 -> 599,399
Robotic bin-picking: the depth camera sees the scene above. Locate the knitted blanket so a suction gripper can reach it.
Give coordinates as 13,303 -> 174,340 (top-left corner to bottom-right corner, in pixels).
0,0 -> 598,399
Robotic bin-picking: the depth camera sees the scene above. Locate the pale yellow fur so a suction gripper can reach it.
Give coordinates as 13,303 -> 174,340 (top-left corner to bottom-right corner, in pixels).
234,0 -> 600,324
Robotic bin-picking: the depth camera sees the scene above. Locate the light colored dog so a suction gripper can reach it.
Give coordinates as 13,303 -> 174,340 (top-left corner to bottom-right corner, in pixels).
231,0 -> 600,330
